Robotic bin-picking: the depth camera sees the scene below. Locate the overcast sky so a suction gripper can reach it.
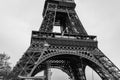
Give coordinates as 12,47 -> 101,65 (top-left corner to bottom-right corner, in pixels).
0,0 -> 120,80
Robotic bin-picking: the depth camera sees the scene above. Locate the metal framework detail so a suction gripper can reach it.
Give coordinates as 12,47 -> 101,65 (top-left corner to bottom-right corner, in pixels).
10,0 -> 120,80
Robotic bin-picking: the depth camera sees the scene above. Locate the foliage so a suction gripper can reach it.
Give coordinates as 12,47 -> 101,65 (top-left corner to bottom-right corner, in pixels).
0,53 -> 11,79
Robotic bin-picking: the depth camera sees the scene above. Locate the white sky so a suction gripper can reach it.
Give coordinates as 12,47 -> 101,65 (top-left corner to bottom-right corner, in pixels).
0,0 -> 120,79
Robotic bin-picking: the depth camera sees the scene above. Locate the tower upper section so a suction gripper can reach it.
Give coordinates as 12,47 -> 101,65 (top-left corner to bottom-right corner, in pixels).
43,0 -> 76,16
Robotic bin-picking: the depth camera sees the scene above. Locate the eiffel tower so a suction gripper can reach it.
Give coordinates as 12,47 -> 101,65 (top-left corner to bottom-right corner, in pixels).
10,0 -> 120,80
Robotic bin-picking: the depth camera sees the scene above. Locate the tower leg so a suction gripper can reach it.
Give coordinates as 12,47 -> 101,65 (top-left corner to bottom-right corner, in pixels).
71,68 -> 86,80
44,69 -> 48,80
44,64 -> 52,80
70,64 -> 86,80
78,67 -> 86,80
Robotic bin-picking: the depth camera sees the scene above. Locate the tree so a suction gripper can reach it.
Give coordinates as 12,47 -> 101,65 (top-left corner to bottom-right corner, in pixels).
0,53 -> 11,80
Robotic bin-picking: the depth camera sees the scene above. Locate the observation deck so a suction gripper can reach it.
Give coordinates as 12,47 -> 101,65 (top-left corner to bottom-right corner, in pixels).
31,31 -> 98,48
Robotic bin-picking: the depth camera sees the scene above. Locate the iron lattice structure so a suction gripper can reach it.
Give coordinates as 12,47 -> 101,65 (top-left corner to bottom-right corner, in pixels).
10,0 -> 120,80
